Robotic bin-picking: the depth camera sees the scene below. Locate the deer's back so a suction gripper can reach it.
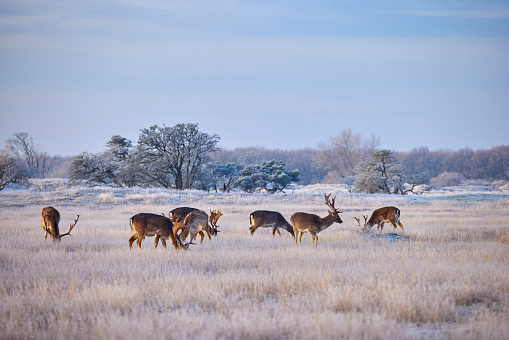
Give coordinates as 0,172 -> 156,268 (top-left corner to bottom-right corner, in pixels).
250,210 -> 286,226
290,212 -> 321,228
41,206 -> 61,233
130,213 -> 173,237
169,207 -> 198,222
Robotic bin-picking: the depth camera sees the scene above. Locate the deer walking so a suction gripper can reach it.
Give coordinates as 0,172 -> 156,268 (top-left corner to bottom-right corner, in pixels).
290,193 -> 343,248
40,206 -> 79,241
249,210 -> 295,238
354,206 -> 404,233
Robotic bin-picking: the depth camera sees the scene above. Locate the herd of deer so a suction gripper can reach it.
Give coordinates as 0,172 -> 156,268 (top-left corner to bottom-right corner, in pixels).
40,193 -> 404,249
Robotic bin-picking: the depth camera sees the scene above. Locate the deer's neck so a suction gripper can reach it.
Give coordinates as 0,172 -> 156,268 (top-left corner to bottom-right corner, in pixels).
319,213 -> 335,230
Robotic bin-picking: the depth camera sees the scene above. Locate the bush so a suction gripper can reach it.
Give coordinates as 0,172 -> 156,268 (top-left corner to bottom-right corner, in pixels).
430,172 -> 465,187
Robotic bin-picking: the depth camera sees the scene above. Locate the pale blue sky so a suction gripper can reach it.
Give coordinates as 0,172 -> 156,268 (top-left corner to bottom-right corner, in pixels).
1,1 -> 508,156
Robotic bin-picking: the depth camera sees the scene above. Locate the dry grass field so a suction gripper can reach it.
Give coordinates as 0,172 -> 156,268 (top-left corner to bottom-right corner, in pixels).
1,181 -> 508,339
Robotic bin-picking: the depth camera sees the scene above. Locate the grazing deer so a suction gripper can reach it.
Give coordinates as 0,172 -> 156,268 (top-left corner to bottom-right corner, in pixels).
354,206 -> 404,233
290,193 -> 343,248
175,210 -> 222,243
249,210 -> 295,238
169,207 -> 199,223
40,206 -> 79,241
129,213 -> 193,250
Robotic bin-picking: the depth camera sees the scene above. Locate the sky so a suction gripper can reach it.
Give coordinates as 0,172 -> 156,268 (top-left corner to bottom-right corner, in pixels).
1,0 -> 508,156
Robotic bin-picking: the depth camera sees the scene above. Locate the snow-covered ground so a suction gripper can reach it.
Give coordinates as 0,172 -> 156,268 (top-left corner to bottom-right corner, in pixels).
2,178 -> 508,208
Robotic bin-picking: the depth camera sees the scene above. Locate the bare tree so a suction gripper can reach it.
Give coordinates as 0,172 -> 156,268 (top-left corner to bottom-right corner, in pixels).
0,148 -> 28,191
318,129 -> 380,181
6,132 -> 54,177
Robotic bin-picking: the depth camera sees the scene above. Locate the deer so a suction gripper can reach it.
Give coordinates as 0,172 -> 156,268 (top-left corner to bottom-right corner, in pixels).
40,206 -> 79,241
128,212 -> 198,250
290,193 -> 343,248
249,210 -> 295,238
175,210 -> 223,243
354,206 -> 404,233
169,207 -> 199,223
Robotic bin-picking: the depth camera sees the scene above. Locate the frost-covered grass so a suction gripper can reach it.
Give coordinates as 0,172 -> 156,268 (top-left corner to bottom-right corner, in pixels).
0,180 -> 508,339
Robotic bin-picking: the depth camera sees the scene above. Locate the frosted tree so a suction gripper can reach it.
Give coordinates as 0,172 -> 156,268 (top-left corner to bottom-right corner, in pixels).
6,132 -> 54,177
235,159 -> 300,193
0,148 -> 27,191
203,162 -> 242,192
136,124 -> 220,189
354,150 -> 403,194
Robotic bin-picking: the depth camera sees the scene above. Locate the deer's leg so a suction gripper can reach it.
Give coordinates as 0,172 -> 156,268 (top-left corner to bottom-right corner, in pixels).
294,230 -> 299,244
249,225 -> 257,235
309,231 -> 318,248
128,235 -> 137,248
199,230 -> 205,243
205,227 -> 212,240
390,221 -> 398,231
272,226 -> 281,238
298,231 -> 304,243
160,238 -> 167,248
168,235 -> 180,250
154,235 -> 161,248
136,236 -> 144,249
398,221 -> 404,232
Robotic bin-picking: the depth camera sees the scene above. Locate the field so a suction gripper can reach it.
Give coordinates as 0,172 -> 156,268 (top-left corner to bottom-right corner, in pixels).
1,180 -> 509,339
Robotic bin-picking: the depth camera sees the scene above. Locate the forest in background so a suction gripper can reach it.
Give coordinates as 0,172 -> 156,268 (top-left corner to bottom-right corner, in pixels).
1,126 -> 508,193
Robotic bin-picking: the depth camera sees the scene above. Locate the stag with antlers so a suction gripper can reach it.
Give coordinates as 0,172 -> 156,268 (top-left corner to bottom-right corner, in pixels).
175,210 -> 223,243
40,206 -> 79,241
354,206 -> 404,233
290,193 -> 343,248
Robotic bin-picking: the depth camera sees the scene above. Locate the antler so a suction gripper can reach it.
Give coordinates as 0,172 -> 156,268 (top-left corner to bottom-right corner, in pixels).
209,210 -> 223,234
354,215 -> 369,231
353,216 -> 362,228
324,193 -> 342,214
59,215 -> 79,238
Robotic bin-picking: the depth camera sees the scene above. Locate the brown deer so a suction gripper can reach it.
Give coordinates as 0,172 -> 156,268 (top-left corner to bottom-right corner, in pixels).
129,212 -> 195,250
175,210 -> 222,243
169,207 -> 199,223
354,206 -> 404,233
40,206 -> 79,241
290,193 -> 343,248
249,210 -> 295,238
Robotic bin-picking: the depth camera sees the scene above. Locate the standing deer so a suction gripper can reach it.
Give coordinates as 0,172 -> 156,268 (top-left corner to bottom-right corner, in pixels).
290,193 -> 343,248
354,206 -> 404,233
129,213 -> 193,250
175,210 -> 222,243
40,206 -> 79,241
249,210 -> 295,238
169,207 -> 199,223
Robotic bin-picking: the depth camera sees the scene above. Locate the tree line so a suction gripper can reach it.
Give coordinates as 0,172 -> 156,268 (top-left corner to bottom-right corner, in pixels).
1,125 -> 508,193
